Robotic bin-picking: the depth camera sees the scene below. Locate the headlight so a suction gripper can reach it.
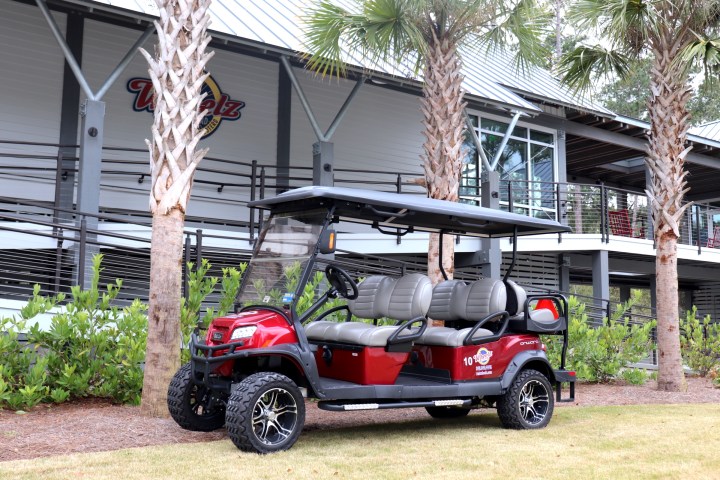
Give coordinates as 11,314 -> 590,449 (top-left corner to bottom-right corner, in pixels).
230,326 -> 257,341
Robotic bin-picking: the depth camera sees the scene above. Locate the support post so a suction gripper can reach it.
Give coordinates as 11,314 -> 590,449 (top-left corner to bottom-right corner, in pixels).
313,141 -> 334,186
479,170 -> 501,279
74,99 -> 105,289
591,250 -> 610,324
559,254 -> 570,293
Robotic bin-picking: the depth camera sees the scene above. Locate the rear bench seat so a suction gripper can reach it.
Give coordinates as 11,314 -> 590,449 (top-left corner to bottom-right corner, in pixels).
417,278 -> 507,346
305,273 -> 432,347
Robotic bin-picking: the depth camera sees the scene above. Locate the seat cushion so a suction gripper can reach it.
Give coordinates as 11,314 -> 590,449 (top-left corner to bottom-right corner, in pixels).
387,273 -> 432,320
347,276 -> 394,319
305,320 -> 339,341
418,326 -> 493,347
335,324 -> 397,347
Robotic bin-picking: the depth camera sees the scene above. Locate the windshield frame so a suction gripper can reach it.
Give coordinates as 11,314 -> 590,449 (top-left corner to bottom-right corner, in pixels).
237,206 -> 335,317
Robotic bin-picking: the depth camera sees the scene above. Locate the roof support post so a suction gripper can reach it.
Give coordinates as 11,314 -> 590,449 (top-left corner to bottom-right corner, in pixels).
591,250 -> 609,325
464,110 -> 492,172
479,170 -> 501,279
74,99 -> 105,289
280,56 -> 364,187
96,25 -> 155,100
280,56 -> 325,141
36,0 -> 95,100
490,111 -> 522,171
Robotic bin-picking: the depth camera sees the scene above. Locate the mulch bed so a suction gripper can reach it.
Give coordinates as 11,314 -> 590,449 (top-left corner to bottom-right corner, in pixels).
1,376 -> 718,462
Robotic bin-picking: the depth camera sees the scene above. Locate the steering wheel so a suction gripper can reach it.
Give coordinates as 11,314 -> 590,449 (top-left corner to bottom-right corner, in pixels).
325,265 -> 359,300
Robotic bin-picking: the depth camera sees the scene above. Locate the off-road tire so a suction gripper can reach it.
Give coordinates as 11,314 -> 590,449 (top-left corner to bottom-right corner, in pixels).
225,372 -> 305,454
497,369 -> 554,429
167,362 -> 226,431
425,406 -> 471,419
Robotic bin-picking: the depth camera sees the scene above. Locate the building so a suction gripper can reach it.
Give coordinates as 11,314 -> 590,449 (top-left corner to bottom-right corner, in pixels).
2,0 -> 720,323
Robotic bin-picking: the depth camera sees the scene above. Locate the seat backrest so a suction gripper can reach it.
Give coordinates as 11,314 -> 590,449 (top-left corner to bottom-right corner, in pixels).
347,275 -> 394,319
387,273 -> 433,321
428,278 -> 506,322
504,279 -> 527,316
347,273 -> 432,321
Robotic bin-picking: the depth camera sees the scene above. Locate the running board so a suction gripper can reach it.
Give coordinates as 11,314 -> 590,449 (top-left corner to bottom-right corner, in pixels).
318,398 -> 472,412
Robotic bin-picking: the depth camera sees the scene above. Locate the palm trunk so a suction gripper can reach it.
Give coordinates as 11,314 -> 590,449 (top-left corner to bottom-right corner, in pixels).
646,28 -> 691,392
140,0 -> 213,416
420,33 -> 465,288
142,209 -> 185,415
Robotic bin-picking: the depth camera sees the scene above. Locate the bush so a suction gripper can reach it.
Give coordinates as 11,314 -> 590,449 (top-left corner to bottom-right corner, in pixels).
680,307 -> 720,377
621,368 -> 649,385
180,260 -> 245,363
546,296 -> 656,382
0,256 -> 149,410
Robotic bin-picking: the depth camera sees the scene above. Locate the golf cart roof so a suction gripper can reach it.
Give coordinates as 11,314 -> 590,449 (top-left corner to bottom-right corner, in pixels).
249,186 -> 571,238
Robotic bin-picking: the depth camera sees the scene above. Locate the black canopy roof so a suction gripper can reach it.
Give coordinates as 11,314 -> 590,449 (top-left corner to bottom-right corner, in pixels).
248,187 -> 571,238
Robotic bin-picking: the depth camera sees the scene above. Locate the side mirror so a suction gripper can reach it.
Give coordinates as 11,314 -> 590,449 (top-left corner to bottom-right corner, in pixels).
318,228 -> 337,254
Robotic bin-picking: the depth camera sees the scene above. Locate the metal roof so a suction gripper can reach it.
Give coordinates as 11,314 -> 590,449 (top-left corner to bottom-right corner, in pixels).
691,121 -> 720,142
84,0 -> 612,115
248,186 -> 572,237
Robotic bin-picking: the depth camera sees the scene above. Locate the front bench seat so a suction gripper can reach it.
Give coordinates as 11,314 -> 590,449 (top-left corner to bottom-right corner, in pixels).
418,278 -> 507,347
306,273 -> 432,347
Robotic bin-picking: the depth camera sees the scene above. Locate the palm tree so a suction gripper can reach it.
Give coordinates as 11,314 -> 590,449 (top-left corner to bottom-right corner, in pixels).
139,0 -> 214,416
304,0 -> 549,292
559,0 -> 720,392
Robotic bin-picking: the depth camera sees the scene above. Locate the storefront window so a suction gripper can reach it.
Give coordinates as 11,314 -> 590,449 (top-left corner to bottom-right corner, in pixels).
460,114 -> 557,220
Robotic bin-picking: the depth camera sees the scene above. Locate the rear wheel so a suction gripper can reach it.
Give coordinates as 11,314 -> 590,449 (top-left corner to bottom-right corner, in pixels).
497,369 -> 554,429
425,406 -> 471,419
225,372 -> 305,454
167,362 -> 226,431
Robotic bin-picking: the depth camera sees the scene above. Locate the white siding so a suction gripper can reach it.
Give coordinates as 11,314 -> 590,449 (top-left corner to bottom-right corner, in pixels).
81,19 -> 279,220
0,1 -> 66,202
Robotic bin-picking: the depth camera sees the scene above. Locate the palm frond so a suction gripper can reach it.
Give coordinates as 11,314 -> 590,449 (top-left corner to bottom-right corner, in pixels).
478,0 -> 552,72
680,33 -> 720,87
569,0 -> 654,54
558,45 -> 632,95
303,0 -> 426,77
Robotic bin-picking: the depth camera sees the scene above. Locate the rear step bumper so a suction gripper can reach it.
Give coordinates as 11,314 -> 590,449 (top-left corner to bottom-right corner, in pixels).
554,369 -> 576,403
318,398 -> 472,412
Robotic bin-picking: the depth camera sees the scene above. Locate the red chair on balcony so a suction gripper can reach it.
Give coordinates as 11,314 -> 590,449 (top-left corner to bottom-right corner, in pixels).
609,209 -> 643,238
707,226 -> 720,248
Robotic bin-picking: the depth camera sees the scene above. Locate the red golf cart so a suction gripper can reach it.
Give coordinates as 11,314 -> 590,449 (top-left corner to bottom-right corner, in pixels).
168,186 -> 575,453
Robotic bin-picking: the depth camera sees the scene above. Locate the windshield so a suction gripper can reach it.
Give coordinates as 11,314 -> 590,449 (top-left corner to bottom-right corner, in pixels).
237,209 -> 329,309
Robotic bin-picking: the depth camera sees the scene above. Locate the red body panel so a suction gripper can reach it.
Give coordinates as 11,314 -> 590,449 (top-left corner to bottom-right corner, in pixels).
204,309 -> 298,376
314,346 -> 409,385
413,334 -> 543,381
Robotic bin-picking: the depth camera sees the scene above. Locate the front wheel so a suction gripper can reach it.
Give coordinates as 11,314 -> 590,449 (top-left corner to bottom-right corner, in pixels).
225,372 -> 305,454
497,369 -> 554,429
167,362 -> 226,431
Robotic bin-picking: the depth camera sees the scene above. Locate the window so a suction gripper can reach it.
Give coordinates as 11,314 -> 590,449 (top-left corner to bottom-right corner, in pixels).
460,114 -> 557,220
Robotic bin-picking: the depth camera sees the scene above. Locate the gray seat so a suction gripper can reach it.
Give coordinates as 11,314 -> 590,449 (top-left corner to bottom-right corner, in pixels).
306,273 -> 432,347
418,278 -> 507,347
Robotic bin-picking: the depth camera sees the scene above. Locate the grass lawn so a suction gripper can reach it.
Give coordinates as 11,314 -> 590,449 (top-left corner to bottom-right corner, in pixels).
2,404 -> 719,480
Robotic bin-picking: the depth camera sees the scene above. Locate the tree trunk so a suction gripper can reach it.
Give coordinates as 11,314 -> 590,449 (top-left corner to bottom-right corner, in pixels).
646,25 -> 691,392
655,232 -> 685,391
141,209 -> 185,415
140,0 -> 213,416
420,32 -> 466,291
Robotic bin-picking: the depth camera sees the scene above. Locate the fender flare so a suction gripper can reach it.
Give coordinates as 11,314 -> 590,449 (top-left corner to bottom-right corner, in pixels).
499,350 -> 555,390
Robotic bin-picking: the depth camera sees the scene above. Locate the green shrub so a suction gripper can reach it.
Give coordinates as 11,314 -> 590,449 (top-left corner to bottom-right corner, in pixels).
545,296 -> 656,382
30,255 -> 148,406
621,368 -> 649,385
0,285 -> 62,410
680,307 -> 720,377
180,260 -> 245,363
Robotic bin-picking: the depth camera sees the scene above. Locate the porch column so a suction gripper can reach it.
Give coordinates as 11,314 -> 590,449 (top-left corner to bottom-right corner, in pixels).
479,170 -> 501,279
592,250 -> 610,318
559,254 -> 570,292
